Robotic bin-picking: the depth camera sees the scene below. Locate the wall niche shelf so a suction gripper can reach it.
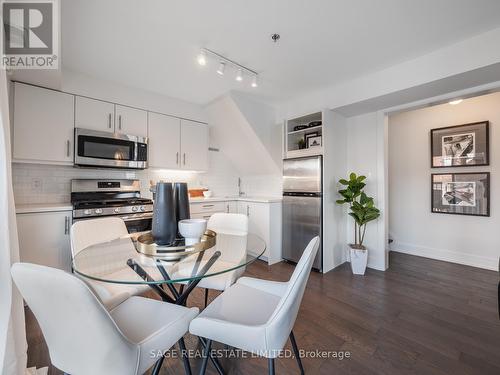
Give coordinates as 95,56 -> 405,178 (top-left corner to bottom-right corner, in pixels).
284,111 -> 323,159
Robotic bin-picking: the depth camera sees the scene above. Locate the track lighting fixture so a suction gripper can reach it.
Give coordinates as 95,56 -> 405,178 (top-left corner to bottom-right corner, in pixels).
196,48 -> 259,88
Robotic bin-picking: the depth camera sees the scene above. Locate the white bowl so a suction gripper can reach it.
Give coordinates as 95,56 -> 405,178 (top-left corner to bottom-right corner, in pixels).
178,219 -> 207,245
203,190 -> 213,198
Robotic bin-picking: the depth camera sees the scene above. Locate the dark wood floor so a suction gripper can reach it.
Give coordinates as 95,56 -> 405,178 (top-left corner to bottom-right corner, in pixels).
26,252 -> 500,374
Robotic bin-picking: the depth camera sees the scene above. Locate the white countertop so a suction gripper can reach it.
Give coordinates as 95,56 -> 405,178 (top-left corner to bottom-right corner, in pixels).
15,196 -> 282,214
189,196 -> 282,203
16,203 -> 73,214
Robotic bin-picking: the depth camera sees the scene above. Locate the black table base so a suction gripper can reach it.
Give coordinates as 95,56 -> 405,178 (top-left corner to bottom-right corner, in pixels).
127,251 -> 225,375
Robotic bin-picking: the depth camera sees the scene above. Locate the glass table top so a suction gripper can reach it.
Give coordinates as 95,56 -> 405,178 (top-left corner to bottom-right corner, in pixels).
72,232 -> 266,285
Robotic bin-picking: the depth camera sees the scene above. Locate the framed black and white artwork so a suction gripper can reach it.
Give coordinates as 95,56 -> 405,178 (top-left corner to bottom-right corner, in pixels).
306,134 -> 322,148
430,121 -> 489,167
431,172 -> 490,217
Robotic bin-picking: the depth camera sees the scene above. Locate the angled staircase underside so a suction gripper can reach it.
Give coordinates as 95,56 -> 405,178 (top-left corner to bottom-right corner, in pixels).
204,92 -> 281,176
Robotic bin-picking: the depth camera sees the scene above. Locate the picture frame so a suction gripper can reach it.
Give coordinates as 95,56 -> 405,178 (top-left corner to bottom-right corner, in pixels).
430,121 -> 489,168
431,172 -> 490,217
306,134 -> 322,148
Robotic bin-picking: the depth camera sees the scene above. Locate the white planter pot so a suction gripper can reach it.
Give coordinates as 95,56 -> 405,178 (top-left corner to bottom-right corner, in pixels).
349,246 -> 367,275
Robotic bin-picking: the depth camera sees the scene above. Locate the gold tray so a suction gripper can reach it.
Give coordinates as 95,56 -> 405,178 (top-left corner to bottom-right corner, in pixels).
135,230 -> 216,260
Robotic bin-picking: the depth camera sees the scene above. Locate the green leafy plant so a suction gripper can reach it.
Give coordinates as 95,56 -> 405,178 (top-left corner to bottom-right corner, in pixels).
336,173 -> 380,249
297,138 -> 306,149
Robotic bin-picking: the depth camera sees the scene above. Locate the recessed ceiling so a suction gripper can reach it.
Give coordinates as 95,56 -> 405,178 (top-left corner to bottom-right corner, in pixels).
61,0 -> 500,105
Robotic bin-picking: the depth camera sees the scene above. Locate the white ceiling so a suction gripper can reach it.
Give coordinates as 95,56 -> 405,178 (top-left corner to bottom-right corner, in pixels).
61,0 -> 500,105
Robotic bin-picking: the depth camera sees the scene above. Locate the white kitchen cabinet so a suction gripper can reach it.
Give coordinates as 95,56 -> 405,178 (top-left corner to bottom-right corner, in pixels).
148,112 -> 181,168
13,83 -> 75,165
16,210 -> 72,272
225,201 -> 238,213
115,105 -> 148,137
180,119 -> 209,171
190,201 -> 226,220
238,201 -> 282,265
75,96 -> 115,132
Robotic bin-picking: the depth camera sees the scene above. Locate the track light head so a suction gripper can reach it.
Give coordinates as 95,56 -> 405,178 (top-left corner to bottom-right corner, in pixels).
197,50 -> 207,66
251,75 -> 258,88
236,68 -> 243,82
216,62 -> 226,75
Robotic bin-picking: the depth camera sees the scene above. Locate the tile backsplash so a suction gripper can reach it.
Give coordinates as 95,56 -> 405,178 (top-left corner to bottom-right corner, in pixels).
12,151 -> 281,205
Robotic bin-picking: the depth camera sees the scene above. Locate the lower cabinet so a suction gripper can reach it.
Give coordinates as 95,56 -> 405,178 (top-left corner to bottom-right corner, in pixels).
190,201 -> 227,220
189,199 -> 282,265
16,210 -> 72,272
238,201 -> 282,265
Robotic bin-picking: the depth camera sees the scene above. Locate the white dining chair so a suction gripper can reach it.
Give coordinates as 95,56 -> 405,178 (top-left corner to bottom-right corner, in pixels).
11,262 -> 198,375
71,217 -> 150,309
189,236 -> 319,374
176,213 -> 249,306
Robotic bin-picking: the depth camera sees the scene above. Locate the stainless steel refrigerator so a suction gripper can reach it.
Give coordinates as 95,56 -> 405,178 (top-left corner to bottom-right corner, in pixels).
282,155 -> 322,271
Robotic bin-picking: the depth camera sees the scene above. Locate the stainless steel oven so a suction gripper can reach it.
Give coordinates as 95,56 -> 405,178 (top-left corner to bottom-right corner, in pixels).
74,128 -> 148,169
71,179 -> 153,235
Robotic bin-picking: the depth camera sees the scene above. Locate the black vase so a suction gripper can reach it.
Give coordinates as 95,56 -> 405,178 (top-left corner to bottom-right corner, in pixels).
174,182 -> 190,237
152,182 -> 177,245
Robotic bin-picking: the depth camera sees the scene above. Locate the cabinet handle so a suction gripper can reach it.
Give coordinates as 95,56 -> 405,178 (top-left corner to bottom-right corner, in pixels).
64,216 -> 70,235
183,153 -> 186,165
108,113 -> 112,128
246,205 -> 250,216
226,204 -> 229,213
202,204 -> 214,208
176,152 -> 179,165
118,115 -> 122,130
66,140 -> 71,157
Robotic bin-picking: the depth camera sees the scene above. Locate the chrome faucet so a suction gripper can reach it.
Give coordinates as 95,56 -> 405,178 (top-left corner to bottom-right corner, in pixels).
238,177 -> 245,197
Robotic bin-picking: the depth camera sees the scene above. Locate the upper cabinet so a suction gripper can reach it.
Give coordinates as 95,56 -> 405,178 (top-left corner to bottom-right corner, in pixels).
75,96 -> 114,132
180,119 -> 209,171
148,112 -> 181,169
13,83 -> 75,165
115,105 -> 148,138
76,97 -> 147,137
12,83 -> 207,170
148,115 -> 208,171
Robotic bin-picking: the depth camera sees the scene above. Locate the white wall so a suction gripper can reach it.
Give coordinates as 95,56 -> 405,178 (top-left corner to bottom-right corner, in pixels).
322,110 -> 348,271
346,112 -> 388,271
204,93 -> 282,197
389,92 -> 500,270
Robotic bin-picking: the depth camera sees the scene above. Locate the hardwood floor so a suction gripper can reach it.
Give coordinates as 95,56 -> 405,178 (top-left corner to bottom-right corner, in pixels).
25,252 -> 500,374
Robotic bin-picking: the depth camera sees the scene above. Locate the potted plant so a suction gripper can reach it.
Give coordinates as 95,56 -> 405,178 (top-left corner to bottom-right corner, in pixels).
297,138 -> 306,149
336,173 -> 380,275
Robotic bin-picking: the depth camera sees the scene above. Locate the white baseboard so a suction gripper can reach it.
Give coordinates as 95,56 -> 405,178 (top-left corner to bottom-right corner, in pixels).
391,241 -> 498,271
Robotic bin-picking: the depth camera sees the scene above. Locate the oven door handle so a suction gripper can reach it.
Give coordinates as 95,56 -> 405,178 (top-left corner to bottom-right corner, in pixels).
120,214 -> 153,222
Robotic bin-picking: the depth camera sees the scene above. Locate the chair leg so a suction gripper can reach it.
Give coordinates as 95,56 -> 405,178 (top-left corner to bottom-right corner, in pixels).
199,339 -> 212,375
178,337 -> 192,375
151,355 -> 165,375
268,358 -> 275,375
199,337 -> 225,375
204,288 -> 209,308
290,331 -> 304,374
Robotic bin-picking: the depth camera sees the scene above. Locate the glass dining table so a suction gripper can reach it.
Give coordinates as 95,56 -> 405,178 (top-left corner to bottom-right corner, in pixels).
72,231 -> 266,306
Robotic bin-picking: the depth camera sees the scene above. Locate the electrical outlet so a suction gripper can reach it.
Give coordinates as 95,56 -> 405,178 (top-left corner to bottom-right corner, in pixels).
31,178 -> 42,192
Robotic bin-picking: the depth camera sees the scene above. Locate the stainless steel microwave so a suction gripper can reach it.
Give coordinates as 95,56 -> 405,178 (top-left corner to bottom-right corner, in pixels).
74,128 -> 148,169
